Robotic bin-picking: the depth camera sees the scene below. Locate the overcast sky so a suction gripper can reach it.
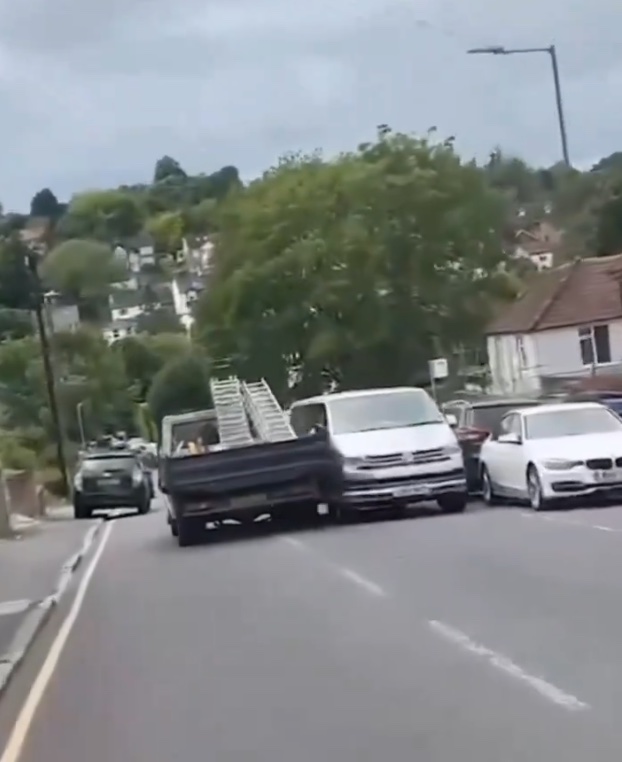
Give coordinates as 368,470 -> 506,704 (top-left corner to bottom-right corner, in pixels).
0,0 -> 619,210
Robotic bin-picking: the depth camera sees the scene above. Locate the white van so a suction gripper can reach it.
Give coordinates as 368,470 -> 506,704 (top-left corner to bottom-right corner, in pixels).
289,387 -> 467,517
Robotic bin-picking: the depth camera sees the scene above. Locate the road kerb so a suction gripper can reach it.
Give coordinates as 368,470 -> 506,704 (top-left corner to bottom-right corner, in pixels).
0,518 -> 106,697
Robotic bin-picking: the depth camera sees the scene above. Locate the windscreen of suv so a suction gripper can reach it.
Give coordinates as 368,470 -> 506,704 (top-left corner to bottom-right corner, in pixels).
328,390 -> 443,435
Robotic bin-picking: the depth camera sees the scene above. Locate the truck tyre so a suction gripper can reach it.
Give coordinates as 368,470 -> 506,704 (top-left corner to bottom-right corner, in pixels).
177,517 -> 204,547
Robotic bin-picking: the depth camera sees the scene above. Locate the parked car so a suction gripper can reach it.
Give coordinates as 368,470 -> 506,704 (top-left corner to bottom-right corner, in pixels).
479,401 -> 622,510
442,396 -> 542,493
564,390 -> 622,418
73,449 -> 153,519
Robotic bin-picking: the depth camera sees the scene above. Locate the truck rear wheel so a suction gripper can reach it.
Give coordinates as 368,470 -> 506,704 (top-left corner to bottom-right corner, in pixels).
177,517 -> 205,547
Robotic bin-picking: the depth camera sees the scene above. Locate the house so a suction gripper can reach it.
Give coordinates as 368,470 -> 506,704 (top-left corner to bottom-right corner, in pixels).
513,220 -> 562,271
171,274 -> 205,332
109,289 -> 145,323
487,254 -> 622,395
179,236 -> 213,275
115,233 -> 156,274
102,317 -> 139,344
39,294 -> 80,334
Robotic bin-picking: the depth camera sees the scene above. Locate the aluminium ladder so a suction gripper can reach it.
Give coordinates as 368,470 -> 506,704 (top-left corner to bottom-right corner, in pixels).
242,379 -> 296,443
209,376 -> 254,447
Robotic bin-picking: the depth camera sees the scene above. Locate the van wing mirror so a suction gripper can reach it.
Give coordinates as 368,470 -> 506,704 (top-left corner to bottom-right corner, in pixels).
445,413 -> 458,427
498,432 -> 521,445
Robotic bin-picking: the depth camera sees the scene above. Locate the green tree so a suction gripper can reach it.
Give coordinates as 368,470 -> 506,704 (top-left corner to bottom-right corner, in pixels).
57,190 -> 144,241
196,127 -> 510,397
0,308 -> 34,340
154,156 -> 187,183
30,188 -> 63,220
147,353 -> 212,428
145,210 -> 184,253
0,235 -> 36,310
594,186 -> 622,256
41,239 -> 126,319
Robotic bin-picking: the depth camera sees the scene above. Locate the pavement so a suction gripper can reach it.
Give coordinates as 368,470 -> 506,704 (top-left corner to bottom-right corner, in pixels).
6,499 -> 622,759
0,507 -> 103,687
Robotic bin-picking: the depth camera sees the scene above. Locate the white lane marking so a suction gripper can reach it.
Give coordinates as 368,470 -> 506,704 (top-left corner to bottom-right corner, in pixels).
520,511 -> 620,533
283,537 -> 308,551
0,520 -> 115,762
338,567 -> 387,597
282,536 -> 387,598
428,619 -> 589,712
0,600 -> 31,617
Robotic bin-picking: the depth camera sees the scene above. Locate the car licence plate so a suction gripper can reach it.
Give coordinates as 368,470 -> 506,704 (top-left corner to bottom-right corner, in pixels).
98,477 -> 120,486
594,469 -> 622,483
393,484 -> 430,498
227,494 -> 266,509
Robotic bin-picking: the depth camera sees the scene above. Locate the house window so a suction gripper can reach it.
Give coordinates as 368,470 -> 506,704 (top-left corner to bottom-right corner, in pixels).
579,325 -> 611,365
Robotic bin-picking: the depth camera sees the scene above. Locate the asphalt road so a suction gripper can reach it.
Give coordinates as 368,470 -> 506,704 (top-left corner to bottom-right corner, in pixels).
4,498 -> 622,760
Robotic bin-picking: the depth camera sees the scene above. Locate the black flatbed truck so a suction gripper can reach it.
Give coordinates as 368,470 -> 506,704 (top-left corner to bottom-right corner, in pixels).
159,428 -> 343,547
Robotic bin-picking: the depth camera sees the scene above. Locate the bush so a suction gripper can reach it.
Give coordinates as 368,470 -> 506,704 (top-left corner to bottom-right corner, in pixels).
39,466 -> 69,498
0,439 -> 37,470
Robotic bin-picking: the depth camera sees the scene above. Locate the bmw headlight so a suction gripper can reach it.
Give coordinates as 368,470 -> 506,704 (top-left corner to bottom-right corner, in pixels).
541,459 -> 583,471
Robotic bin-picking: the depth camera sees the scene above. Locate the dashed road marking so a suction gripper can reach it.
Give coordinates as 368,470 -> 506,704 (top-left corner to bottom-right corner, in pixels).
338,567 -> 387,597
283,536 -> 387,597
520,511 -> 620,533
428,619 -> 589,712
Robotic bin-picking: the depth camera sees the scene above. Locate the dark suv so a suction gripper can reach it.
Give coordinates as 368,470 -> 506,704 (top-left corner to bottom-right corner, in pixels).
442,397 -> 542,492
73,450 -> 153,519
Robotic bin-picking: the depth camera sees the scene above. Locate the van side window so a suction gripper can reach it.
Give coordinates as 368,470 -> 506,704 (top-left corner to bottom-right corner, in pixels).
290,406 -> 308,436
290,403 -> 327,435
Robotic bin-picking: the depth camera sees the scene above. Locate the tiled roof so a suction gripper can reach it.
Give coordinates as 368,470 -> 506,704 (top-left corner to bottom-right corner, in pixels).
488,254 -> 622,335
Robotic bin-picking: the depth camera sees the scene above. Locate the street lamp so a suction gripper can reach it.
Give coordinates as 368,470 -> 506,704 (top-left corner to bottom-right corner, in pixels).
23,242 -> 69,496
467,45 -> 570,167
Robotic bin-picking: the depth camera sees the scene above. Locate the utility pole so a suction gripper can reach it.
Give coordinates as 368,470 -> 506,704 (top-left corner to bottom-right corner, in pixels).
467,44 -> 570,167
24,242 -> 69,495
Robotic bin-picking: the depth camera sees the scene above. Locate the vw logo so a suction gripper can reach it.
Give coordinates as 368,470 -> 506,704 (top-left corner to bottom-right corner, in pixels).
402,452 -> 414,464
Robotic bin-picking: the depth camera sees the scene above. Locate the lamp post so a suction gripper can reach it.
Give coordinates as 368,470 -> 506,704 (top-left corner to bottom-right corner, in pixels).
76,400 -> 87,447
467,45 -> 570,167
24,243 -> 69,496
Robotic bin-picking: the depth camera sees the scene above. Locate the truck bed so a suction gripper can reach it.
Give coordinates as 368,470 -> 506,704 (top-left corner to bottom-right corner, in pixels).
161,432 -> 342,502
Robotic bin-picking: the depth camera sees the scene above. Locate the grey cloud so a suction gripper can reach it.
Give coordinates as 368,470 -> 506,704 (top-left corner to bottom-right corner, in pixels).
0,0 -> 620,209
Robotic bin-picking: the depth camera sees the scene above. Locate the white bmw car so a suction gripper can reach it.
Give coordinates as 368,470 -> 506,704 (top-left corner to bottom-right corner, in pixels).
479,401 -> 622,510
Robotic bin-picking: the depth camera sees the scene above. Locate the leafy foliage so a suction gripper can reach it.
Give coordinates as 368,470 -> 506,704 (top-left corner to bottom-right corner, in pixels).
147,353 -> 212,427
196,127 -> 511,398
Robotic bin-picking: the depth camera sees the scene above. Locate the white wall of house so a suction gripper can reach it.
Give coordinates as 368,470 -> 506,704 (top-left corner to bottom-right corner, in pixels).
488,319 -> 622,394
487,333 -> 540,395
102,324 -> 137,344
111,305 -> 144,322
514,246 -> 554,270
